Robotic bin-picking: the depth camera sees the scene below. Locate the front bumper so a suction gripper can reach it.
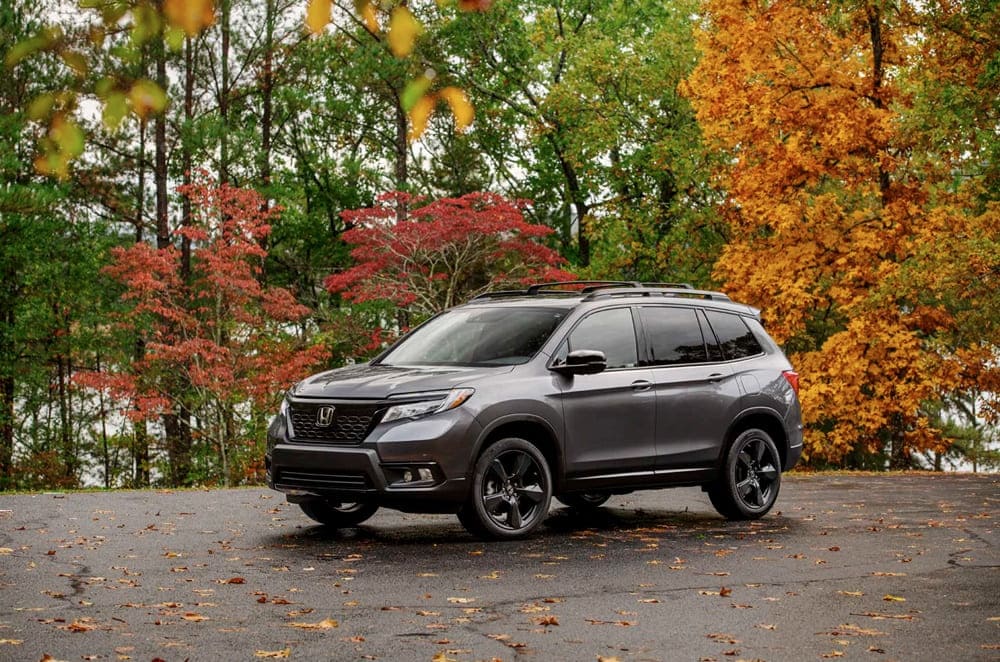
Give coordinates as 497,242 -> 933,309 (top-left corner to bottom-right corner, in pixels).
265,405 -> 482,513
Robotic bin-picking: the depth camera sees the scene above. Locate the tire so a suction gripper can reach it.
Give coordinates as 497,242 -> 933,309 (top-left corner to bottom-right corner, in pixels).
458,437 -> 552,540
708,428 -> 782,520
555,492 -> 611,510
299,500 -> 379,527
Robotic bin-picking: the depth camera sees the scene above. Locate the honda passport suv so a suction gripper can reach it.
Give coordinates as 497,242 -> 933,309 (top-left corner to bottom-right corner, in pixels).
266,281 -> 803,539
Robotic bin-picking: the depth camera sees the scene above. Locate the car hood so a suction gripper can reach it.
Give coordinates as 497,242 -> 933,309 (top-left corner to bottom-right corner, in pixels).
291,363 -> 515,400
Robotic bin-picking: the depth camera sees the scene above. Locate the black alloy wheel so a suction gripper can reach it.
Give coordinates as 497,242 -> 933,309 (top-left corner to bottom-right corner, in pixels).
459,437 -> 552,539
708,428 -> 781,520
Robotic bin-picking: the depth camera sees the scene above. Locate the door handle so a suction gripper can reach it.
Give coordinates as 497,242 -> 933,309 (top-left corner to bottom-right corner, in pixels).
708,373 -> 725,383
631,380 -> 653,392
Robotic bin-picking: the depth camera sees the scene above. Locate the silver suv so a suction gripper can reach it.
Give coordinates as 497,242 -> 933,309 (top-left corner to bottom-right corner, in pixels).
266,282 -> 803,539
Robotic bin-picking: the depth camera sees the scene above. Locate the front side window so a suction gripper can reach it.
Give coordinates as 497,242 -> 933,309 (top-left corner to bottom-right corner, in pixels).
379,307 -> 568,367
704,311 -> 764,360
564,307 -> 639,369
639,306 -> 708,365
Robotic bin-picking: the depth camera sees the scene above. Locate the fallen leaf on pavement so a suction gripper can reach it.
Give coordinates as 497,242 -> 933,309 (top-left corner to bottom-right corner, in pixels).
850,612 -> 915,621
61,618 -> 99,632
286,617 -> 338,630
254,649 -> 291,658
817,624 -> 887,636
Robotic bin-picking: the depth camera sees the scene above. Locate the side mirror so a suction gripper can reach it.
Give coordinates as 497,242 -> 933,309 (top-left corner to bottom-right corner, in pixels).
550,350 -> 607,376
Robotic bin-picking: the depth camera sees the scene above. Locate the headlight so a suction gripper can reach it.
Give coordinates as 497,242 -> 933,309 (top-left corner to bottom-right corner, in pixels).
382,388 -> 475,424
279,395 -> 290,417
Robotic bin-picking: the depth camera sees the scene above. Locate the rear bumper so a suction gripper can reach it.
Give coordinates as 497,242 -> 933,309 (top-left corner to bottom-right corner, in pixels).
783,409 -> 804,471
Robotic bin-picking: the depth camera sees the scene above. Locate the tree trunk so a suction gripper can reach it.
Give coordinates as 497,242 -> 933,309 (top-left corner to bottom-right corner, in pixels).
394,95 -> 408,223
95,349 -> 112,488
260,0 -> 274,200
154,33 -> 169,250
133,112 -> 150,486
153,24 -> 192,486
56,352 -> 73,482
549,136 -> 589,266
866,4 -> 891,201
163,413 -> 186,486
257,0 -> 274,278
181,35 -> 194,280
219,0 -> 231,185
0,311 -> 13,487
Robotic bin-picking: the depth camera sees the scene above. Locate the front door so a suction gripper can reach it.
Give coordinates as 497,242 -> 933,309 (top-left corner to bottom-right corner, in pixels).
553,307 -> 657,480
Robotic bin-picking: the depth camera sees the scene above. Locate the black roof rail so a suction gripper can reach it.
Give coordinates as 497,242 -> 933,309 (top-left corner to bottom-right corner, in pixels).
581,287 -> 732,302
468,281 -> 728,302
468,289 -> 531,301
525,280 -> 635,295
640,282 -> 694,289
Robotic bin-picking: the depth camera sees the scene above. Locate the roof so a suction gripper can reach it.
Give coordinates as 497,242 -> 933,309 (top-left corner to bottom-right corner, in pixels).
464,281 -> 760,318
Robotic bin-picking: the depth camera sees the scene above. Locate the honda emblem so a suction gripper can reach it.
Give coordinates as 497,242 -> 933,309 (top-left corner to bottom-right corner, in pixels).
315,406 -> 336,427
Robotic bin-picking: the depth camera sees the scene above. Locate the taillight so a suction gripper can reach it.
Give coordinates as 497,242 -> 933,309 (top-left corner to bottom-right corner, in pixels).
782,370 -> 799,395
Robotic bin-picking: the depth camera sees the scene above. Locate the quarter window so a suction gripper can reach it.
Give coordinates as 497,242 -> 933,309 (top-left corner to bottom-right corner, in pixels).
565,308 -> 638,369
704,311 -> 764,360
638,307 -> 708,365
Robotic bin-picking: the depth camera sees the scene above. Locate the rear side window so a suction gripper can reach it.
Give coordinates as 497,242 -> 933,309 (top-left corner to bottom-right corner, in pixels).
638,307 -> 708,365
704,311 -> 764,360
565,307 -> 638,369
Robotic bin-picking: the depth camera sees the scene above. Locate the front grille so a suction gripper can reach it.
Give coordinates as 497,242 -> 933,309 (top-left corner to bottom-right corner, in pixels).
288,401 -> 382,445
275,469 -> 372,492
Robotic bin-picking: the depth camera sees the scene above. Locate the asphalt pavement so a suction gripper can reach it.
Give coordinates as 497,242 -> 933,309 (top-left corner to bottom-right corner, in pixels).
1,473 -> 997,661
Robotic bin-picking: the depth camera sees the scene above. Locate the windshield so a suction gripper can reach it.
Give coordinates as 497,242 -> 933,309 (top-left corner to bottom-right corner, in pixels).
378,307 -> 568,367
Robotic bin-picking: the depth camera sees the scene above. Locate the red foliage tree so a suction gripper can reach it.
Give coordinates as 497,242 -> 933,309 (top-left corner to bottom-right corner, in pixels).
77,180 -> 328,484
325,192 -> 574,316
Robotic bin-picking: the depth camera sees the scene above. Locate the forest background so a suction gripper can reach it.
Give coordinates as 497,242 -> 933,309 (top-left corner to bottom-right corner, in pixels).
1,0 -> 997,490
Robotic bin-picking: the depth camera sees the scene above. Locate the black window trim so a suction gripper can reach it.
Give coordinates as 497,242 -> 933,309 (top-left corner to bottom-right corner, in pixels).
635,303 -> 717,368
701,309 -> 767,363
547,304 -> 646,372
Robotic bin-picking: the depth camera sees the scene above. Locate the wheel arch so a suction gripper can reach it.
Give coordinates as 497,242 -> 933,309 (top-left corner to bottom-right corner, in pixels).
474,415 -> 563,491
723,408 -> 789,470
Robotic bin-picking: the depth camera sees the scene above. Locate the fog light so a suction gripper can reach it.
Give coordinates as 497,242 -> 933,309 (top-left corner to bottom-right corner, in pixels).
402,469 -> 414,482
418,468 -> 433,481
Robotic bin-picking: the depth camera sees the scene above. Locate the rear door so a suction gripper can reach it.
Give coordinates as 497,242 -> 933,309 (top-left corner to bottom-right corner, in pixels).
636,305 -> 741,470
553,306 -> 657,480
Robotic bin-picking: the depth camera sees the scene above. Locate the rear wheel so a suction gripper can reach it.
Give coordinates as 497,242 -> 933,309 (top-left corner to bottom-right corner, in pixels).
299,500 -> 378,527
555,492 -> 611,509
459,437 -> 552,540
708,428 -> 781,520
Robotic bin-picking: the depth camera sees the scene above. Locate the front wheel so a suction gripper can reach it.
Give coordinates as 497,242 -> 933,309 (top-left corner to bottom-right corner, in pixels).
299,500 -> 378,527
708,428 -> 781,520
458,437 -> 552,540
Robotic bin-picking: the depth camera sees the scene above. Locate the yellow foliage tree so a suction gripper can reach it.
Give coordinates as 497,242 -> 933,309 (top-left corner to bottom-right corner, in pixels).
683,0 -> 1000,466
